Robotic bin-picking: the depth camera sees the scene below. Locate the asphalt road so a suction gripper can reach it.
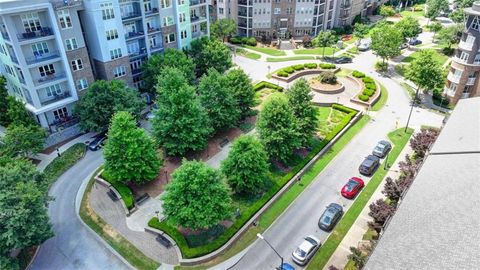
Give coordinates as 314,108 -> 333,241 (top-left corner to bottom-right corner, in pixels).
29,150 -> 130,270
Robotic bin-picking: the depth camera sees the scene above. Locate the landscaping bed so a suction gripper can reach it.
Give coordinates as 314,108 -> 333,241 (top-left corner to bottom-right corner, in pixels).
236,48 -> 261,60
272,63 -> 339,83
349,70 -> 382,107
253,81 -> 284,109
100,170 -> 135,210
149,104 -> 359,260
43,143 -> 86,185
244,45 -> 286,56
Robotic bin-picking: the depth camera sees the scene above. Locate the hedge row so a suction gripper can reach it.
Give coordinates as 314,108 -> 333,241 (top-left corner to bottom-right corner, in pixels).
276,63 -> 336,77
148,105 -> 358,259
253,81 -> 284,92
352,70 -> 365,78
101,170 -> 134,209
319,63 -> 336,69
230,36 -> 257,46
352,70 -> 377,102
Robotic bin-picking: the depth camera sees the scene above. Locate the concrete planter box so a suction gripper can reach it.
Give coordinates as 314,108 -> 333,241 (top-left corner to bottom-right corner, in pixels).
311,82 -> 345,94
349,76 -> 382,108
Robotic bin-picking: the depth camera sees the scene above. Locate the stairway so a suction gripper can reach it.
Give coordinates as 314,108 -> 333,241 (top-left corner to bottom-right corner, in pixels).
279,40 -> 295,50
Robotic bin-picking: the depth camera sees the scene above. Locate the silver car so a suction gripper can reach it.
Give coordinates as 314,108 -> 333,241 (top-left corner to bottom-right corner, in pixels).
372,140 -> 392,158
291,235 -> 321,265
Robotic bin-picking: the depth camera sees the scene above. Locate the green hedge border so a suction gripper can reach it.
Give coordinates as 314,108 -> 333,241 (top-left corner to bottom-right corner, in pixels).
252,81 -> 284,92
101,170 -> 134,209
149,104 -> 358,259
43,143 -> 86,185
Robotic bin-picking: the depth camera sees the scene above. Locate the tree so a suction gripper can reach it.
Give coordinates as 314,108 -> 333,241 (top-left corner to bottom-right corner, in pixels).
257,94 -> 300,163
6,96 -> 35,127
0,158 -> 53,269
449,8 -> 465,23
103,111 -> 161,184
141,49 -> 195,95
457,0 -> 474,8
211,18 -> 237,42
225,68 -> 255,119
409,128 -> 439,158
287,78 -> 317,147
379,5 -> 396,17
313,30 -> 338,58
197,68 -> 240,131
188,37 -> 233,77
405,50 -> 444,96
302,35 -> 312,47
348,247 -> 367,269
426,0 -> 449,20
221,135 -> 269,195
152,67 -> 212,156
368,199 -> 395,229
371,24 -> 403,71
428,22 -> 443,41
162,160 -> 232,230
1,124 -> 46,158
0,76 -> 9,126
74,80 -> 144,132
437,24 -> 462,49
353,23 -> 369,40
382,177 -> 402,203
396,16 -> 422,40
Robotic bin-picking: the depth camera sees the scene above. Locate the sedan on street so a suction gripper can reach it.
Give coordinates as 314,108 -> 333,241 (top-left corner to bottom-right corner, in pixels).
359,155 -> 380,176
341,177 -> 365,199
291,235 -> 321,265
372,140 -> 392,158
88,132 -> 107,151
318,203 -> 344,231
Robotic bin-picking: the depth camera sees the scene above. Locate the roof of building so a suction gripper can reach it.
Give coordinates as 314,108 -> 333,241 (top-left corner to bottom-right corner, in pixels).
365,97 -> 480,270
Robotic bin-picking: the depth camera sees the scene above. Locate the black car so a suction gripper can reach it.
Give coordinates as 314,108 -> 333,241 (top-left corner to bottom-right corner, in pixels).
318,203 -> 343,231
334,56 -> 352,64
408,38 -> 422,46
359,155 -> 380,176
88,132 -> 107,151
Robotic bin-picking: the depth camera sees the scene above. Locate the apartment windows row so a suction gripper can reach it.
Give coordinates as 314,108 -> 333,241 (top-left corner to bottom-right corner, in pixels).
71,59 -> 83,71
110,48 -> 123,60
161,0 -> 171,9
113,66 -> 126,78
21,13 -> 41,33
295,19 -> 313,26
106,29 -> 119,40
253,21 -> 271,28
102,3 -> 115,20
58,9 -> 72,29
295,29 -> 311,36
45,84 -> 62,97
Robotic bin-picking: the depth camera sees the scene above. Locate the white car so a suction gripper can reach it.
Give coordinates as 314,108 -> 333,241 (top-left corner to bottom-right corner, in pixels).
357,38 -> 371,51
291,235 -> 321,265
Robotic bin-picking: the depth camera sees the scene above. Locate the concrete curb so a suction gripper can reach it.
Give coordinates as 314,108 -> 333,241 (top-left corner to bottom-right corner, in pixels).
272,67 -> 341,83
144,227 -> 183,260
94,170 -> 137,217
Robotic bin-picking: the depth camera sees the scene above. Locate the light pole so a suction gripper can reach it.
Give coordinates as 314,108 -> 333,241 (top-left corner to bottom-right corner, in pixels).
257,233 -> 283,269
384,152 -> 389,170
405,86 -> 420,132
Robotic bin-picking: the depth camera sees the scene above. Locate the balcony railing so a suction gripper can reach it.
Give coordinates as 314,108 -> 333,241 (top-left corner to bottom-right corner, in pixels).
444,86 -> 456,97
238,0 -> 252,5
447,72 -> 462,84
458,40 -> 474,51
192,31 -> 208,39
191,15 -> 207,22
51,0 -> 83,9
18,76 -> 26,85
1,31 -> 9,41
26,50 -> 61,65
39,91 -> 71,106
17,27 -> 53,41
466,77 -> 476,85
128,48 -> 147,57
147,27 -> 161,34
190,0 -> 206,5
150,44 -> 163,51
49,116 -> 79,133
36,72 -> 66,85
122,11 -> 142,20
145,7 -> 159,16
125,31 -> 144,40
131,68 -> 142,75
238,12 -> 249,17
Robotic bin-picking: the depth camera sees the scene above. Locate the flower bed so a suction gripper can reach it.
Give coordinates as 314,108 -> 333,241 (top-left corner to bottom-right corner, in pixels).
272,63 -> 339,83
350,70 -> 382,107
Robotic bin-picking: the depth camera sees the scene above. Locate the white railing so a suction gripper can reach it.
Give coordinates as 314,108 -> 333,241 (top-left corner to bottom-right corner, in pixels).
444,86 -> 456,97
459,40 -> 474,51
466,77 -> 476,85
447,72 -> 462,83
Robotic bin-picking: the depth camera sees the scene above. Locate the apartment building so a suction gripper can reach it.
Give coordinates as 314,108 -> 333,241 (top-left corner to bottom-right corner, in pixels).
444,2 -> 480,104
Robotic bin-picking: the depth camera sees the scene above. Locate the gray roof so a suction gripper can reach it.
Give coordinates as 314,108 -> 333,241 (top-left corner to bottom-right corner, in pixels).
365,97 -> 480,270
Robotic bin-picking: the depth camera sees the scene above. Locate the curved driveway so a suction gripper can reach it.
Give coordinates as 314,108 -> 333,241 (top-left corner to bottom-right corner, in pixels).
29,150 -> 130,270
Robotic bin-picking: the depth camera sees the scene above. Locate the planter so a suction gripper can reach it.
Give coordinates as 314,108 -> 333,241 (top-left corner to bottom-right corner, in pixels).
310,81 -> 345,94
349,76 -> 382,108
272,67 -> 340,83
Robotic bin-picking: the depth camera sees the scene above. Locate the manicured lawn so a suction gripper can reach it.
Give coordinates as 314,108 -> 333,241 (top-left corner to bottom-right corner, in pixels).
293,47 -> 336,56
344,37 -> 358,44
236,48 -> 261,60
399,8 -> 424,18
43,143 -> 86,185
395,64 -> 407,77
371,83 -> 388,111
402,49 -> 448,65
244,45 -> 286,56
266,56 -> 316,62
79,167 -> 160,270
316,107 -> 348,139
175,115 -> 371,270
306,127 -> 413,270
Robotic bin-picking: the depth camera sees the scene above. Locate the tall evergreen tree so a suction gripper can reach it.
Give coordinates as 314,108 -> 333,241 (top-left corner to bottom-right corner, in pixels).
287,78 -> 317,146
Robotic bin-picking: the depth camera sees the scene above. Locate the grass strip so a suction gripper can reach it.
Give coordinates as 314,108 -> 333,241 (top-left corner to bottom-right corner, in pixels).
244,45 -> 286,56
175,115 -> 371,270
266,56 -> 316,62
306,127 -> 413,269
79,167 -> 160,270
371,83 -> 388,111
43,143 -> 86,185
293,47 -> 336,56
236,48 -> 261,60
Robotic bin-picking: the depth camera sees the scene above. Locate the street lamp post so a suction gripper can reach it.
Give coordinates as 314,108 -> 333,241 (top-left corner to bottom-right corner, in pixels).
257,233 -> 283,270
384,152 -> 389,170
405,87 -> 420,132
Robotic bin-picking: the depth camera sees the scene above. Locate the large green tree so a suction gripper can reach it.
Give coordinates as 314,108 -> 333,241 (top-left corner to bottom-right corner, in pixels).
428,22 -> 443,42
437,24 -> 462,49
104,111 -> 161,184
198,68 -> 240,131
1,124 -> 46,158
371,24 -> 403,71
162,160 -> 232,230
6,97 -> 35,127
313,30 -> 338,58
211,18 -> 237,42
141,49 -> 195,95
0,76 -> 9,126
221,135 -> 269,196
353,23 -> 369,40
225,68 -> 255,119
379,5 -> 396,17
426,0 -> 449,20
152,67 -> 212,156
287,78 -> 317,147
406,50 -> 444,94
396,16 -> 422,40
449,8 -> 465,23
0,158 -> 53,270
188,37 -> 233,77
74,80 -> 144,132
257,94 -> 300,163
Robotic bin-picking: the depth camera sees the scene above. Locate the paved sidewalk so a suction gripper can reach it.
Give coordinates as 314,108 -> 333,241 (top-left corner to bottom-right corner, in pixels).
323,144 -> 413,270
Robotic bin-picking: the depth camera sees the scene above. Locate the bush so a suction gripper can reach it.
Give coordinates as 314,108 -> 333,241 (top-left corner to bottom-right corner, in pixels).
277,71 -> 289,77
362,77 -> 374,84
253,81 -> 284,92
320,71 -> 337,84
319,63 -> 336,69
365,82 -> 376,90
246,37 -> 257,46
283,67 -> 295,74
304,63 -> 318,69
292,64 -> 305,71
229,36 -> 242,44
358,94 -> 370,102
352,70 -> 365,78
375,61 -> 388,71
101,170 -> 134,209
363,89 -> 375,97
442,47 -> 454,56
43,143 -> 86,185
332,104 -> 357,115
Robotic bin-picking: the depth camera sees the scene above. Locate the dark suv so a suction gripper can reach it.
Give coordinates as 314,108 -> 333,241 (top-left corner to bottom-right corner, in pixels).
359,155 -> 380,176
88,132 -> 107,151
318,203 -> 343,231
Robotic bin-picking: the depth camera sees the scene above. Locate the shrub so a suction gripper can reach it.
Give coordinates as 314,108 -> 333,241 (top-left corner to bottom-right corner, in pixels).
292,64 -> 305,71
320,71 -> 337,84
304,63 -> 318,69
229,37 -> 242,44
253,81 -> 284,92
101,170 -> 134,209
362,77 -> 374,84
365,82 -> 376,90
246,37 -> 257,46
442,47 -> 454,56
332,104 -> 357,114
375,61 -> 388,71
352,70 -> 365,78
363,89 -> 375,97
358,94 -> 370,102
277,71 -> 289,77
283,67 -> 295,74
319,63 -> 336,69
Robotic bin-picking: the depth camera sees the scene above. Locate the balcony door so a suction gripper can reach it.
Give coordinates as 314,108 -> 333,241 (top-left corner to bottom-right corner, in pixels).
21,13 -> 41,33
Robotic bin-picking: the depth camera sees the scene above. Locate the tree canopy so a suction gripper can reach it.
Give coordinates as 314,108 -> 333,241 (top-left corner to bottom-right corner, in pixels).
379,5 -> 396,17
0,76 -> 9,126
103,111 -> 161,184
426,0 -> 449,20
225,69 -> 255,119
371,24 -> 403,68
211,18 -> 237,42
405,50 -> 444,93
221,135 -> 269,195
188,37 -> 233,77
6,96 -> 36,127
437,24 -> 462,49
162,160 -> 232,230
152,67 -> 211,156
396,16 -> 422,40
74,80 -> 144,132
287,78 -> 317,147
313,30 -> 338,58
353,23 -> 369,39
1,124 -> 46,158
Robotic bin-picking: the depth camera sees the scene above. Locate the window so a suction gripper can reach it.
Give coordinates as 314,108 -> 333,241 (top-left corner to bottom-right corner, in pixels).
71,59 -> 83,71
219,8 -> 224,14
178,0 -> 185,4
474,53 -> 480,64
274,8 -> 281,14
57,10 -> 72,29
286,8 -> 293,14
470,16 -> 480,31
179,13 -> 186,23
4,64 -> 14,76
459,51 -> 469,62
113,66 -> 126,78
181,30 -> 187,39
163,16 -> 174,26
76,78 -> 88,90
110,48 -> 122,60
161,0 -> 171,8
106,29 -> 119,40
39,64 -> 55,77
53,107 -> 68,120
32,42 -> 49,55
165,33 -> 175,43
65,38 -> 78,51
45,84 -> 62,97
21,13 -> 41,32
101,3 -> 115,20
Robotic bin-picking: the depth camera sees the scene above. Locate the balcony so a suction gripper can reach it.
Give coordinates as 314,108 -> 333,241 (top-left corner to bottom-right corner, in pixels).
1,31 -> 10,41
51,0 -> 83,9
462,92 -> 471,98
444,86 -> 456,97
125,31 -> 144,40
453,55 -> 468,64
191,15 -> 207,23
190,0 -> 206,6
458,40 -> 474,51
192,31 -> 208,39
39,91 -> 71,106
131,67 -> 143,75
9,54 -> 18,64
122,11 -> 142,21
238,11 -> 249,17
26,50 -> 61,65
150,44 -> 163,52
466,77 -> 476,85
238,0 -> 252,5
17,27 -> 54,42
36,72 -> 66,86
49,116 -> 79,133
128,48 -> 147,57
145,7 -> 159,16
447,72 -> 462,84
147,27 -> 161,34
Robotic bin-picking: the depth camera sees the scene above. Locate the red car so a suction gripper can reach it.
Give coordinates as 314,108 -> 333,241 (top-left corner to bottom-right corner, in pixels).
341,177 -> 365,199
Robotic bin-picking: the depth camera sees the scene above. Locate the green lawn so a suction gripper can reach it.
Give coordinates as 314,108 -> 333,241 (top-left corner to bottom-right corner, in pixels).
293,47 -> 336,56
43,143 -> 86,185
371,83 -> 388,111
395,64 -> 407,77
306,127 -> 413,269
236,48 -> 261,60
316,107 -> 348,139
344,37 -> 358,45
244,45 -> 286,56
175,115 -> 370,270
402,49 -> 448,65
266,56 -> 316,62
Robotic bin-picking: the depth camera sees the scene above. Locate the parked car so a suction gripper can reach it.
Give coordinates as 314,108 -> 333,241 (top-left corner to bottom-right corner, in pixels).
341,177 -> 365,199
372,140 -> 392,158
277,263 -> 296,270
359,155 -> 380,176
291,235 -> 321,265
334,56 -> 352,64
357,38 -> 371,51
318,203 -> 343,231
408,38 -> 422,46
88,132 -> 107,151
400,43 -> 408,50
